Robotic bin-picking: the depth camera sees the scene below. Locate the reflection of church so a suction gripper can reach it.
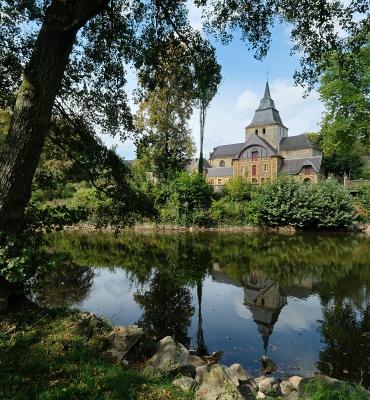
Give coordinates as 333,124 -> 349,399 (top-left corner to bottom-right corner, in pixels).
244,272 -> 287,352
211,265 -> 316,353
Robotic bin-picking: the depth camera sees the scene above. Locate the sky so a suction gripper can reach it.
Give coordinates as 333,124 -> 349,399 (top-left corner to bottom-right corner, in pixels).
100,3 -> 325,161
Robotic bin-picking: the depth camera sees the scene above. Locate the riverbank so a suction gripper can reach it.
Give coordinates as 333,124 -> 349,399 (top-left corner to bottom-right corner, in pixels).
63,222 -> 370,234
1,307 -> 368,400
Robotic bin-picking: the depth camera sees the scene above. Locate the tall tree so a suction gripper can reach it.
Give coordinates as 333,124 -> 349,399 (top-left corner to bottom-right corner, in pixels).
135,42 -> 196,181
194,46 -> 221,174
0,0 -> 369,233
318,42 -> 370,177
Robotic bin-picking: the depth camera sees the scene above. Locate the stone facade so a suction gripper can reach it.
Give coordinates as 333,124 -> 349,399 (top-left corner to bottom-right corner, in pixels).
206,82 -> 322,188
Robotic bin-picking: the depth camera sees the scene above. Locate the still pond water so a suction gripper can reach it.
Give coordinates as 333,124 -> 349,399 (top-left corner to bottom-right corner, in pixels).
43,231 -> 370,385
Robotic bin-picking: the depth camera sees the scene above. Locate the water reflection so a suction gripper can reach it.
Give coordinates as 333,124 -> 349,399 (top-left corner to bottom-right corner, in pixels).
43,231 -> 370,385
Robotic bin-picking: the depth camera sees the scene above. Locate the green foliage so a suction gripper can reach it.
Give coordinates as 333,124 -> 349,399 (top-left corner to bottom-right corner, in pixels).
256,177 -> 356,229
0,309 -> 195,400
223,177 -> 254,202
158,172 -> 213,226
318,43 -> 370,177
355,184 -> 370,222
303,379 -> 370,400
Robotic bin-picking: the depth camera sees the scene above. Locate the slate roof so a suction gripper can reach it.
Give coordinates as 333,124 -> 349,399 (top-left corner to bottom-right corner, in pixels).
206,167 -> 234,177
279,134 -> 319,151
279,156 -> 322,175
246,82 -> 287,129
186,158 -> 211,172
238,133 -> 278,157
210,142 -> 244,158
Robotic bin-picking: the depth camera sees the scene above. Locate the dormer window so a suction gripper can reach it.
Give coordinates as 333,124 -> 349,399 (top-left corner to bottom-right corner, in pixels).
219,160 -> 225,167
255,129 -> 258,135
251,151 -> 258,161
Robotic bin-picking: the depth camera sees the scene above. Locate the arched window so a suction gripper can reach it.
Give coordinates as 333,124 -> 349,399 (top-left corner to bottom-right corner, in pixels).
219,160 -> 225,167
252,178 -> 258,184
255,129 -> 258,135
262,128 -> 266,134
303,178 -> 311,183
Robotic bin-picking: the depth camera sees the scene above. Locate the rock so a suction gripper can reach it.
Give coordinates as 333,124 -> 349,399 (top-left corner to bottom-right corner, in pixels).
261,356 -> 277,374
78,312 -> 107,335
196,364 -> 244,400
286,391 -> 299,400
280,380 -> 295,396
105,325 -> 143,362
256,391 -> 266,399
150,336 -> 190,373
196,365 -> 210,384
238,383 -> 256,400
288,375 -> 302,390
255,376 -> 268,385
172,376 -> 196,391
258,377 -> 275,394
225,363 -> 250,387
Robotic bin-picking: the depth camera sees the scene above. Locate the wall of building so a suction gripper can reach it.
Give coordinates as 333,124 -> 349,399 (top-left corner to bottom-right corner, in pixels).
206,176 -> 232,186
209,157 -> 233,168
245,124 -> 288,149
232,156 -> 281,184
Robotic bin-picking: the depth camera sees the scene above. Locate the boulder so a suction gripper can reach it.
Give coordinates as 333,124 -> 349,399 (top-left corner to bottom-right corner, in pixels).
288,376 -> 302,390
280,380 -> 295,396
150,336 -> 190,373
286,391 -> 299,400
105,325 -> 143,362
172,376 -> 196,391
196,364 -> 244,400
225,363 -> 250,387
256,392 -> 266,399
258,377 -> 275,394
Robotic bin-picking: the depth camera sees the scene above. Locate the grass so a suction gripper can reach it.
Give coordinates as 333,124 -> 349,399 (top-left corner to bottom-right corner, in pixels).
0,308 -> 195,400
302,378 -> 370,400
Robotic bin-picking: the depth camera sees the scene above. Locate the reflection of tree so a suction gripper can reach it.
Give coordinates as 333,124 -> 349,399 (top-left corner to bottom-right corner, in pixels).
196,279 -> 208,356
134,272 -> 195,346
34,261 -> 94,306
317,303 -> 370,386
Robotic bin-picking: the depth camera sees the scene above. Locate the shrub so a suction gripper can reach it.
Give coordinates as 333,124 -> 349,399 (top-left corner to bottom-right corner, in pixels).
223,177 -> 254,202
158,172 -> 213,226
355,184 -> 370,222
257,177 -> 356,229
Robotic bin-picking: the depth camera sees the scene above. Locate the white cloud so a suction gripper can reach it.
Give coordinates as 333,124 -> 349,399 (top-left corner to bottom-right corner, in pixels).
235,90 -> 259,115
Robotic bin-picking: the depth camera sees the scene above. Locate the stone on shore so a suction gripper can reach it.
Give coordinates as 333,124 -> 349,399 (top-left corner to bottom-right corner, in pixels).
225,363 -> 251,387
258,377 -> 275,394
288,375 -> 302,390
196,364 -> 244,400
172,376 -> 196,391
105,325 -> 143,362
280,380 -> 295,396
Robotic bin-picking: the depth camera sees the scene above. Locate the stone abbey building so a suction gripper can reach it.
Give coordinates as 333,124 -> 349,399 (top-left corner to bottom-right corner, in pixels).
206,82 -> 322,189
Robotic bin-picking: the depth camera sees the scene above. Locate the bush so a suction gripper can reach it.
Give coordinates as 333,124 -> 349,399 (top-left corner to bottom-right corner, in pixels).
222,176 -> 254,202
158,172 -> 213,226
355,184 -> 370,222
257,177 -> 356,229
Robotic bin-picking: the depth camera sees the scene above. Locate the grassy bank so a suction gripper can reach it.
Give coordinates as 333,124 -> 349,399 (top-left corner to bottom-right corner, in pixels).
0,308 -> 193,400
0,307 -> 368,400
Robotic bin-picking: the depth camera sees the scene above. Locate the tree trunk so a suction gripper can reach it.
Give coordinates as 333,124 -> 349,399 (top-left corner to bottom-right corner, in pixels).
198,107 -> 205,174
0,0 -> 109,234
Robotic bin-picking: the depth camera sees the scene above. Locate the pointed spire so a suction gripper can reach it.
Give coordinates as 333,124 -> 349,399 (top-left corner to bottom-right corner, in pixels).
263,81 -> 271,99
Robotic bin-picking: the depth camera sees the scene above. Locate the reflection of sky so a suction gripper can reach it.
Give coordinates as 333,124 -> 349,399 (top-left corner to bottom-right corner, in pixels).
74,270 -> 326,378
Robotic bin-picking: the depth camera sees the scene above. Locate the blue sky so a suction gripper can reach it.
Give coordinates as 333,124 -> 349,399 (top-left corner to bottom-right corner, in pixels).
101,4 -> 324,160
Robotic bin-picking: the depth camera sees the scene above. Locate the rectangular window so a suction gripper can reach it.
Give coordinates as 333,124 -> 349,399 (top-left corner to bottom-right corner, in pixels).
252,165 -> 257,176
251,151 -> 258,161
218,178 -> 222,184
264,164 -> 269,172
